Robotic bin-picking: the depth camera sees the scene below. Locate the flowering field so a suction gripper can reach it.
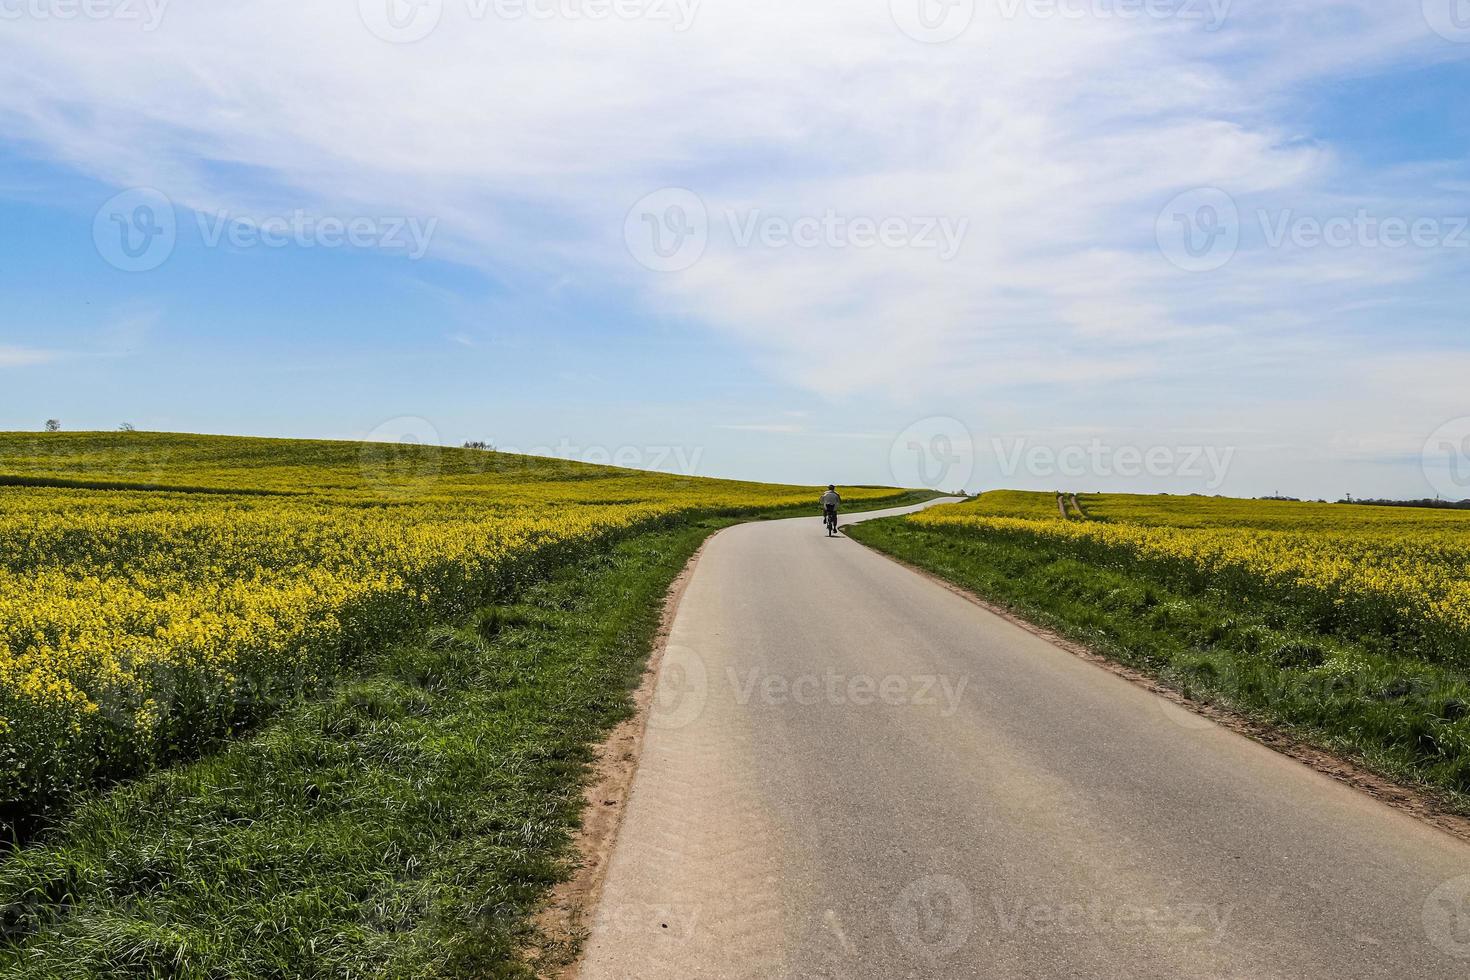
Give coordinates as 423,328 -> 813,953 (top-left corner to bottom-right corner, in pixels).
912,491 -> 1470,667
0,432 -> 901,827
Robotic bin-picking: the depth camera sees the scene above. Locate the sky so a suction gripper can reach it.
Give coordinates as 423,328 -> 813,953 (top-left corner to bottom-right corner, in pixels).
1,0 -> 1468,499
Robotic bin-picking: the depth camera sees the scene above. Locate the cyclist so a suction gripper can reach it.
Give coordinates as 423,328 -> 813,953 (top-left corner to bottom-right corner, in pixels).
820,485 -> 841,536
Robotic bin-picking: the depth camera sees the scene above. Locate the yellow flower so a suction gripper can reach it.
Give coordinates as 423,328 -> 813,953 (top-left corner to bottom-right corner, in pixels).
913,491 -> 1470,654
0,431 -> 905,811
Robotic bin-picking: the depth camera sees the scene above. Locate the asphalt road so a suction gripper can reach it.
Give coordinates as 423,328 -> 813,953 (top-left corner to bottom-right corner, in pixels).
579,501 -> 1470,979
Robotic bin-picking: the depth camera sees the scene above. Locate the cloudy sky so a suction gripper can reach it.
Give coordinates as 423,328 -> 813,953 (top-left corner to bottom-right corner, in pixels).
1,0 -> 1468,497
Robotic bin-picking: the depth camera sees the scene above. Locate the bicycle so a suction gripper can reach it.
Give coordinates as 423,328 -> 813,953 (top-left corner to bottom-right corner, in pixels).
824,507 -> 839,537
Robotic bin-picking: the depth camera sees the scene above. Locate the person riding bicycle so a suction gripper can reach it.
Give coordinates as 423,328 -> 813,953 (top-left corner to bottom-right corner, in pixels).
821,485 -> 841,534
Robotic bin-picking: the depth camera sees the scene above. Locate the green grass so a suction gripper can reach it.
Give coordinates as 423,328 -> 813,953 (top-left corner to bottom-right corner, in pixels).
0,492 -> 935,978
1,427 -> 933,840
0,518 -> 731,977
848,517 -> 1470,809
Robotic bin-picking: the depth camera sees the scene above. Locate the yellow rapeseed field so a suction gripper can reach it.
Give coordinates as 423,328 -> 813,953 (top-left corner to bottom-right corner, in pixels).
913,491 -> 1470,662
0,432 -> 901,823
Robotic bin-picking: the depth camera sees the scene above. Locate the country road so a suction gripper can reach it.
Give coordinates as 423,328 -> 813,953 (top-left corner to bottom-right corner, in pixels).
579,501 -> 1470,979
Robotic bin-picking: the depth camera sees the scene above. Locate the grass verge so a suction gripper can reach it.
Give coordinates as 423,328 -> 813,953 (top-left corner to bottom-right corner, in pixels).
847,517 -> 1470,810
0,518 -> 732,977
0,493 -> 933,977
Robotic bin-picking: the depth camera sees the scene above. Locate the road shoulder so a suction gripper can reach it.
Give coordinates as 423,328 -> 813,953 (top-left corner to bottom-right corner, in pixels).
532,530 -> 717,978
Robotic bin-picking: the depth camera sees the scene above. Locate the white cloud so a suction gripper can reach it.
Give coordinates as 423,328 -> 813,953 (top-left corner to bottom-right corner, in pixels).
0,0 -> 1465,490
0,346 -> 59,368
717,423 -> 807,434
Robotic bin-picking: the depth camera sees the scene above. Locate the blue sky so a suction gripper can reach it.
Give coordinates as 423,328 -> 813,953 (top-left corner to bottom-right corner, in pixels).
2,0 -> 1468,499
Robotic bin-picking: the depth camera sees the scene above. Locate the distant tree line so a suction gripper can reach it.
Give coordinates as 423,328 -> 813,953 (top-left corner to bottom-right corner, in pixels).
42,421 -> 138,432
